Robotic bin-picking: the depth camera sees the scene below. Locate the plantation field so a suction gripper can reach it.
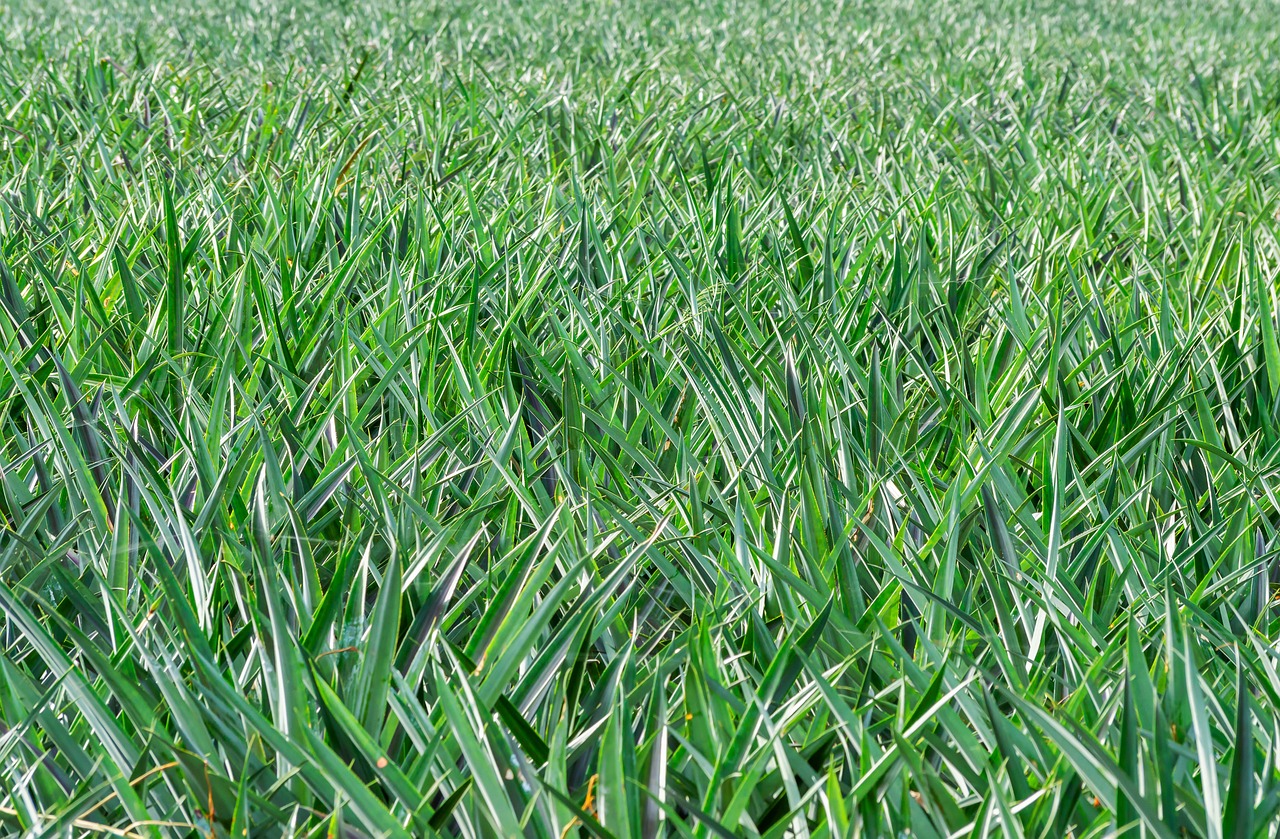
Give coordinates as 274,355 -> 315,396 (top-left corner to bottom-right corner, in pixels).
3,0 -> 1280,835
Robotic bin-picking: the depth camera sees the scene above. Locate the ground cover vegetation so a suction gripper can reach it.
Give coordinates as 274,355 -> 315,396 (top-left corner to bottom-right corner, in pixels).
3,0 -> 1280,835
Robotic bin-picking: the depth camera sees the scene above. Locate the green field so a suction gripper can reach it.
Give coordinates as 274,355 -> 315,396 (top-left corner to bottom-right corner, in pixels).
3,0 -> 1280,835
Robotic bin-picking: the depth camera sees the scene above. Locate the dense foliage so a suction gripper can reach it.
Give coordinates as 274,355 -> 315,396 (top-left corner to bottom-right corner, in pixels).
4,0 -> 1280,835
